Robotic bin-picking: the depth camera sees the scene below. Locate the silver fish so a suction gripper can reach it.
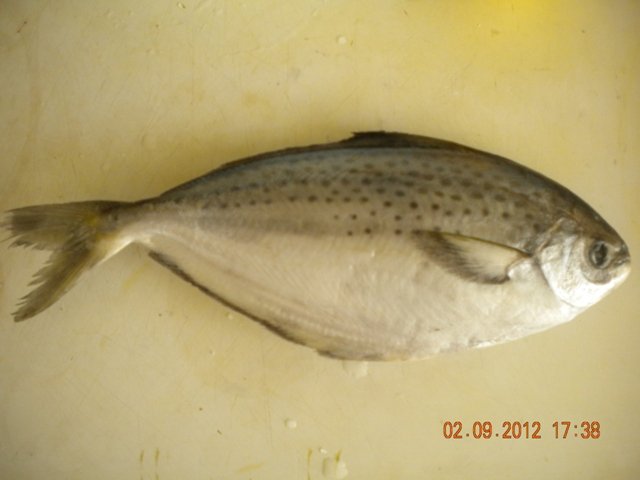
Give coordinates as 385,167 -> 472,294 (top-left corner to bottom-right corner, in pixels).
2,132 -> 631,360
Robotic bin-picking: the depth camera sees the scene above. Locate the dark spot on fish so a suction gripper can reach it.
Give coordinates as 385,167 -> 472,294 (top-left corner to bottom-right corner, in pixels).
220,203 -> 228,209
525,213 -> 534,220
463,208 -> 471,215
450,194 -> 462,201
341,179 -> 351,186
501,212 -> 510,219
352,187 -> 362,194
444,210 -> 453,217
418,187 -> 429,194
376,187 -> 386,194
321,180 -> 331,187
264,199 -> 272,205
435,191 -> 444,198
383,201 -> 392,208
482,207 -> 490,216
348,168 -> 358,174
234,202 -> 241,208
483,182 -> 493,191
230,186 -> 240,192
470,191 -> 483,200
262,187 -> 270,193
408,170 -> 419,176
433,226 -> 442,232
333,214 -> 340,220
394,215 -> 402,221
409,201 -> 418,209
423,173 -> 434,181
362,178 -> 372,186
331,189 -> 340,195
325,197 -> 333,203
436,166 -> 445,173
308,195 -> 317,202
533,223 -> 542,232
394,229 -> 403,235
360,197 -> 369,203
248,182 -> 258,189
440,178 -> 452,187
432,203 -> 440,211
370,210 -> 377,216
351,214 -> 358,220
514,199 -> 526,208
344,196 -> 352,203
289,196 -> 297,202
364,228 -> 372,234
347,230 -> 353,236
249,199 -> 256,206
364,163 -> 373,169
415,214 -> 423,221
460,179 -> 472,187
300,179 -> 309,186
395,190 -> 405,197
494,194 -> 506,202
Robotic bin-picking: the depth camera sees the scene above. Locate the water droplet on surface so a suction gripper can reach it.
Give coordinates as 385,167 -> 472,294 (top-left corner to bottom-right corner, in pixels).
285,418 -> 298,429
336,35 -> 347,45
322,456 -> 348,479
342,361 -> 368,379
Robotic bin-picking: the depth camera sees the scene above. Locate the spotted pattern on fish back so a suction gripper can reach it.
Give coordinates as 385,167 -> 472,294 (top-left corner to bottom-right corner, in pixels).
161,142 -> 560,252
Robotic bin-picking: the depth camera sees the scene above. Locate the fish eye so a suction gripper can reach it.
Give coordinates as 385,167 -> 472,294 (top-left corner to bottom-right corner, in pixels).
589,241 -> 610,269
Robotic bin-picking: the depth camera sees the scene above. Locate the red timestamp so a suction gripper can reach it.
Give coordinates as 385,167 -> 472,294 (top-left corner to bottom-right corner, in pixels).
442,421 -> 601,440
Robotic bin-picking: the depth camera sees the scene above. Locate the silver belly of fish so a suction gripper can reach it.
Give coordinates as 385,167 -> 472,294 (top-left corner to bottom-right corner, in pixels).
3,132 -> 631,360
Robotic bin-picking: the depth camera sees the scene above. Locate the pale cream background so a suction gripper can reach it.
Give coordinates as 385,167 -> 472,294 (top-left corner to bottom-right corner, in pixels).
1,1 -> 638,479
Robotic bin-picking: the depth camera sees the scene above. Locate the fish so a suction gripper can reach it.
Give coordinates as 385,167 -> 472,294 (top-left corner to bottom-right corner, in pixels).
2,132 -> 631,360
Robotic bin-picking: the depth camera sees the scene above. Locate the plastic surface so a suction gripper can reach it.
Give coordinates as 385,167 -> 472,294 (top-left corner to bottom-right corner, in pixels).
1,1 -> 638,478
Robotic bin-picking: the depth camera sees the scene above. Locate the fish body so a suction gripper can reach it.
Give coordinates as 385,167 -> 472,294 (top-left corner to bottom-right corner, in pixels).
3,132 -> 630,360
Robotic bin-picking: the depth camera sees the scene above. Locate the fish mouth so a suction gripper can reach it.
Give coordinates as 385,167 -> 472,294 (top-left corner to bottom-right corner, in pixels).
612,255 -> 631,287
615,243 -> 631,267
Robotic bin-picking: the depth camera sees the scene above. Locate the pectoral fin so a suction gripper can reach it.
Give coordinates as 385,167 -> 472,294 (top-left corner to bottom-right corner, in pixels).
412,231 -> 529,284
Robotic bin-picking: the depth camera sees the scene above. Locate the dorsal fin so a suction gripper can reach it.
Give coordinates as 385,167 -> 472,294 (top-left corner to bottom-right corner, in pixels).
340,131 -> 470,151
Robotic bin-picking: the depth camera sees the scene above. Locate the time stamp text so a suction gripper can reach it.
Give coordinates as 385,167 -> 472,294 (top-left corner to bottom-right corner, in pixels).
442,421 -> 601,440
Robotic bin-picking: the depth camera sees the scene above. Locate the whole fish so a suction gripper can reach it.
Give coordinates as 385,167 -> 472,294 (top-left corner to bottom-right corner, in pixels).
2,132 -> 630,360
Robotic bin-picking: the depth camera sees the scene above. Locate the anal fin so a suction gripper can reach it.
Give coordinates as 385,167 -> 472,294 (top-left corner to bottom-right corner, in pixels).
147,251 -> 309,349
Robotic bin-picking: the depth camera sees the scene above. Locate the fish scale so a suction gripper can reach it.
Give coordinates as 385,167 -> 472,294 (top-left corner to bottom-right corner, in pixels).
3,132 -> 630,360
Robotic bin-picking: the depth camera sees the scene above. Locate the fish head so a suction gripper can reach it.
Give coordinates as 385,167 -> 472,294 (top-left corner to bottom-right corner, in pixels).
536,213 -> 631,310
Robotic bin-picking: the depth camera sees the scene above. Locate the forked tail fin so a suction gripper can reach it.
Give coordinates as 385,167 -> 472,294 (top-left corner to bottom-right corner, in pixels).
2,201 -> 129,321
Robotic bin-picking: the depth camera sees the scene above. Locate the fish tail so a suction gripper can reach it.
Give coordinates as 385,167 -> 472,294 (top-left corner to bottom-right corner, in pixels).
2,200 -> 131,321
